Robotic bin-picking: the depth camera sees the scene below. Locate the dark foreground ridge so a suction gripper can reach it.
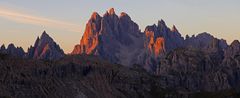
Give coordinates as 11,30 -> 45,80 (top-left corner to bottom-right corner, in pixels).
0,54 -> 240,98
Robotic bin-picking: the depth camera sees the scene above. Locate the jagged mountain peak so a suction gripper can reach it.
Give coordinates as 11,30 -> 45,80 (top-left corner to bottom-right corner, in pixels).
230,40 -> 240,47
171,25 -> 178,32
5,43 -> 24,51
90,12 -> 101,20
0,43 -> 25,57
120,12 -> 128,17
40,31 -> 53,41
72,8 -> 240,73
1,44 -> 6,50
72,8 -> 143,66
185,34 -> 190,39
42,30 -> 47,35
119,12 -> 131,21
73,9 -> 186,71
108,8 -> 115,15
158,19 -> 167,27
27,31 -> 64,60
7,43 -> 16,49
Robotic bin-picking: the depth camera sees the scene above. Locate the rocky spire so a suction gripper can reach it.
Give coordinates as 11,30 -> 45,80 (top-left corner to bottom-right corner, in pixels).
27,31 -> 64,60
158,19 -> 167,28
108,8 -> 115,15
0,43 -> 25,57
7,44 -> 15,49
171,25 -> 178,32
0,44 -> 6,51
90,12 -> 101,21
40,31 -> 52,41
186,34 -> 190,39
120,12 -> 131,19
72,8 -> 142,67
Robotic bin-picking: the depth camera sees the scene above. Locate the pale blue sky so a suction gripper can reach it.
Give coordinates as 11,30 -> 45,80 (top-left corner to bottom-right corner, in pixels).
0,0 -> 239,53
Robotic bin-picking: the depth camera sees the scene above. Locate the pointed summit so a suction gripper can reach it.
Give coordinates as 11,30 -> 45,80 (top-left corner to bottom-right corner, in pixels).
27,31 -> 64,60
171,25 -> 179,32
41,30 -> 48,37
0,44 -> 6,50
158,19 -> 166,27
108,8 -> 115,15
119,12 -> 131,21
43,30 -> 47,34
230,40 -> 240,47
40,31 -> 51,40
90,12 -> 101,20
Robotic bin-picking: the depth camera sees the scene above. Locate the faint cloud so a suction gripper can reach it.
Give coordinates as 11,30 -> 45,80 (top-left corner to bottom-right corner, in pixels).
0,7 -> 80,33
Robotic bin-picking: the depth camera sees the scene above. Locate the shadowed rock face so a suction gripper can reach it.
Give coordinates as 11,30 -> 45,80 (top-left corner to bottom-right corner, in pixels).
0,54 -> 173,98
0,44 -> 25,57
154,39 -> 240,92
27,31 -> 64,60
72,8 -> 144,68
1,54 -> 239,98
224,40 -> 240,58
185,32 -> 228,51
156,48 -> 231,92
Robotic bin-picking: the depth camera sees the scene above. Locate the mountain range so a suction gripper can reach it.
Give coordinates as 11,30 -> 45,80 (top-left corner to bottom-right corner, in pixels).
1,31 -> 65,60
0,8 -> 240,98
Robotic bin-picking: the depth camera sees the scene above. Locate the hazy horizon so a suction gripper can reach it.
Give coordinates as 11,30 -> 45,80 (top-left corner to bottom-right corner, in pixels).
0,0 -> 240,53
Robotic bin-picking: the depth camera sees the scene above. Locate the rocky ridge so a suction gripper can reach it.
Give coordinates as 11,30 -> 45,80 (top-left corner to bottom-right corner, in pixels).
72,8 -> 186,72
27,31 -> 65,60
1,31 -> 65,60
0,44 -> 25,57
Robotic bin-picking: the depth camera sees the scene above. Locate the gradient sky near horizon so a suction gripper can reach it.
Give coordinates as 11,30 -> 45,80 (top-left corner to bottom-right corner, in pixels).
0,0 -> 239,53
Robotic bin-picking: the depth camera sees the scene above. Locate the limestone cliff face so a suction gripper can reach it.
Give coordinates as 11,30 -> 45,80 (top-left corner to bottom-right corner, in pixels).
27,31 -> 64,60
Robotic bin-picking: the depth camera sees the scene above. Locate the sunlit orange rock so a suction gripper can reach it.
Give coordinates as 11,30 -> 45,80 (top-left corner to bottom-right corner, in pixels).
144,24 -> 166,58
154,37 -> 165,57
71,11 -> 102,55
